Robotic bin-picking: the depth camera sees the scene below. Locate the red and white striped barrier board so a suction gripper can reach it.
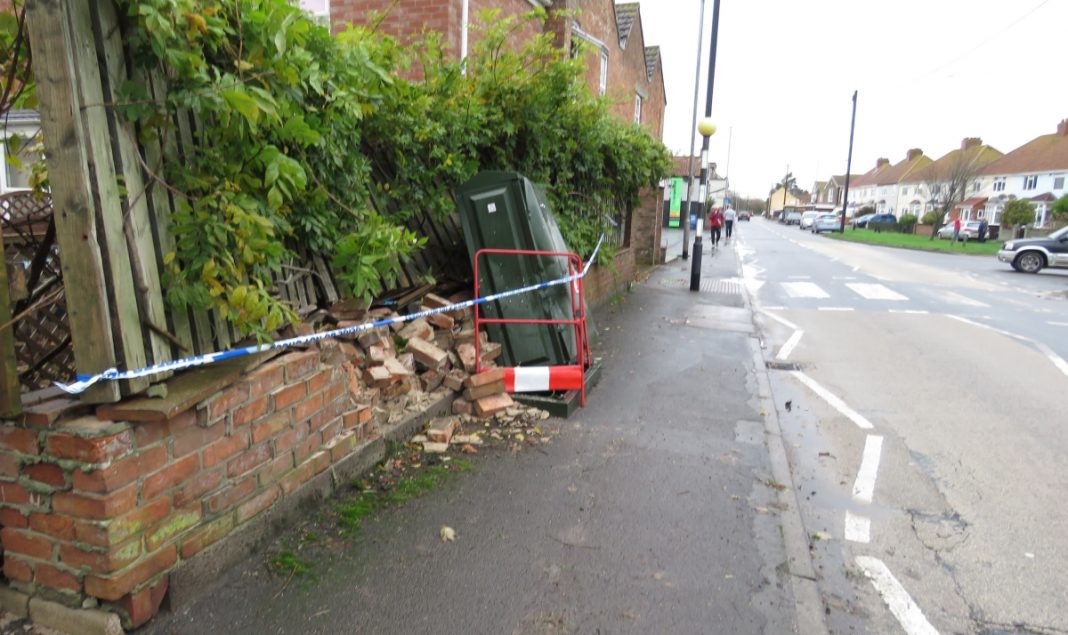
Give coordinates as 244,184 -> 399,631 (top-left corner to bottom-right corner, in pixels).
503,366 -> 584,393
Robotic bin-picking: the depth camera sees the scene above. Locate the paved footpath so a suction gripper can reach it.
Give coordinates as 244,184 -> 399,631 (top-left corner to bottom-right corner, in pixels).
145,230 -> 822,634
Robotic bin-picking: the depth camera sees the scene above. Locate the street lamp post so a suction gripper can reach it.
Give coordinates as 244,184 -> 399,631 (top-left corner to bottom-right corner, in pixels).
681,0 -> 708,261
690,0 -> 721,292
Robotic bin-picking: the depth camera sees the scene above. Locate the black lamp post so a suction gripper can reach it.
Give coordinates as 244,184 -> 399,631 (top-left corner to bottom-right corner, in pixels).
690,0 -> 721,292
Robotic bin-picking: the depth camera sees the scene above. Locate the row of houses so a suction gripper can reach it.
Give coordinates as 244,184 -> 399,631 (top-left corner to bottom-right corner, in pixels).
807,118 -> 1068,227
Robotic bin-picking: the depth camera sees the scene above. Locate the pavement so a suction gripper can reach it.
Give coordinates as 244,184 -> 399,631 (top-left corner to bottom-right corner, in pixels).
142,222 -> 821,634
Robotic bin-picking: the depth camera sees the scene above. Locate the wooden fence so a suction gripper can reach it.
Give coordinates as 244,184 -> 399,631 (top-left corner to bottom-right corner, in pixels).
8,0 -> 466,409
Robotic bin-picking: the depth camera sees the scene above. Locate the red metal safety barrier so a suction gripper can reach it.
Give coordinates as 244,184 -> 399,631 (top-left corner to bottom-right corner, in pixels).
473,248 -> 591,406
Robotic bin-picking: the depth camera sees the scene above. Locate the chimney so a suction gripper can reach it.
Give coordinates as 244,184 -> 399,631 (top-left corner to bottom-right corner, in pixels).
961,137 -> 981,150
876,158 -> 890,169
906,148 -> 923,161
1058,119 -> 1068,137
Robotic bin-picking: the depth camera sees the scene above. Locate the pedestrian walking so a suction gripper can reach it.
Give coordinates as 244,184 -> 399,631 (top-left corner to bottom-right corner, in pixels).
708,208 -> 724,247
723,207 -> 737,241
978,218 -> 988,242
952,216 -> 962,243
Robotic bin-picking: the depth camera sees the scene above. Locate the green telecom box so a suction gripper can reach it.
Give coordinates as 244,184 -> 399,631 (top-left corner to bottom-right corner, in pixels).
453,171 -> 578,368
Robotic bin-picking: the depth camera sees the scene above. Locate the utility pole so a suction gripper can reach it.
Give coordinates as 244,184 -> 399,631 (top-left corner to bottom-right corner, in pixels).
840,90 -> 858,232
681,0 -> 708,261
691,0 -> 721,292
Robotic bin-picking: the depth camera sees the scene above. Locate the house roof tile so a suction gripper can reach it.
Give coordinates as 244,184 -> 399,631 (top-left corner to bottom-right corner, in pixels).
978,130 -> 1068,176
644,46 -> 660,82
912,143 -> 1003,183
873,150 -> 932,185
616,3 -> 639,47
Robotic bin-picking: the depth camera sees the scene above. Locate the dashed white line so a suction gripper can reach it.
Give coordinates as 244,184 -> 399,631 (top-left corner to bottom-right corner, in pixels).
817,306 -> 855,312
889,309 -> 929,315
938,291 -> 989,307
782,282 -> 830,298
847,283 -> 909,301
761,305 -> 786,311
790,371 -> 874,429
777,330 -> 805,361
761,309 -> 800,331
852,435 -> 884,504
844,511 -> 871,543
1049,321 -> 1068,327
855,556 -> 941,635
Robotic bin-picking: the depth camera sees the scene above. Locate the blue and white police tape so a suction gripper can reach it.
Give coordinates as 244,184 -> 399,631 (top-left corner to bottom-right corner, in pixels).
55,236 -> 603,395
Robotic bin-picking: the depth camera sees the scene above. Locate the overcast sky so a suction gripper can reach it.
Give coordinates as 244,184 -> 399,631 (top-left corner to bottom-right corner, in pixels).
640,0 -> 1068,201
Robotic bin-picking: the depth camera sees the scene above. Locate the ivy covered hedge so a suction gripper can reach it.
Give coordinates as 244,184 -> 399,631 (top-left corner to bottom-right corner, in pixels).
116,0 -> 671,336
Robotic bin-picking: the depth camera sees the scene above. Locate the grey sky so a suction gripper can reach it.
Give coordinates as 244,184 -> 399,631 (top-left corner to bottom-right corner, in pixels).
640,0 -> 1068,202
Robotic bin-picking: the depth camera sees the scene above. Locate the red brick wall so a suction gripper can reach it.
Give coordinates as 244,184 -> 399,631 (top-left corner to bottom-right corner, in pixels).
584,248 -> 636,307
0,347 -> 376,628
331,0 -> 462,55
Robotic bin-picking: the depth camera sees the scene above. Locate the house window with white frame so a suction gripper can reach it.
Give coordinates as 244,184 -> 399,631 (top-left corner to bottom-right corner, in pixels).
971,179 -> 981,192
1023,174 -> 1038,190
1,136 -> 37,193
1054,175 -> 1065,190
634,94 -> 642,123
992,178 -> 1005,192
598,51 -> 608,96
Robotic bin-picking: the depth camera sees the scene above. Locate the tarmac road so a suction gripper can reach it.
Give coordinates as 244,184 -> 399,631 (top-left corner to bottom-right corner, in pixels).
744,219 -> 1068,634
144,234 -> 820,634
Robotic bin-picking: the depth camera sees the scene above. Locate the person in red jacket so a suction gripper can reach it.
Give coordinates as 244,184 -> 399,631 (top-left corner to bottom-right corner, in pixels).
708,208 -> 724,247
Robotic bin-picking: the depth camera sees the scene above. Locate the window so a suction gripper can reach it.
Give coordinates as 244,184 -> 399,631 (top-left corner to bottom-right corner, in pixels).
901,187 -> 908,196
634,94 -> 642,123
1023,175 -> 1038,190
599,51 -> 608,96
1,135 -> 38,192
992,178 -> 1006,192
1054,175 -> 1065,190
971,180 -> 981,192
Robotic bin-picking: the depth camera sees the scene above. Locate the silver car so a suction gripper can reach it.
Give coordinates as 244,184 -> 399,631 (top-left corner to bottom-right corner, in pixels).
811,213 -> 841,234
799,211 -> 820,230
936,221 -> 982,239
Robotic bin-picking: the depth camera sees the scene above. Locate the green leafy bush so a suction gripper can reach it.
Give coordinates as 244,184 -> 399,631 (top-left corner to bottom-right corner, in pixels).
1000,199 -> 1035,228
116,1 -> 668,338
921,211 -> 940,225
898,213 -> 917,231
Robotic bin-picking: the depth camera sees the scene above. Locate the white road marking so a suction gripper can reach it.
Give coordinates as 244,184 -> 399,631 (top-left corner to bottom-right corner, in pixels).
782,282 -> 830,298
1049,321 -> 1068,327
852,435 -> 884,504
761,305 -> 786,311
846,283 -> 908,301
939,291 -> 989,307
845,511 -> 871,543
777,330 -> 805,361
852,266 -> 860,272
761,310 -> 800,331
855,556 -> 941,635
818,307 -> 855,312
790,371 -> 874,429
787,275 -> 811,279
948,314 -> 1068,378
833,276 -> 857,280
889,309 -> 929,315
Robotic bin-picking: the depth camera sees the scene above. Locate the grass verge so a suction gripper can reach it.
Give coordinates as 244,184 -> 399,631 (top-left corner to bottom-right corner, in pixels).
827,228 -> 1003,255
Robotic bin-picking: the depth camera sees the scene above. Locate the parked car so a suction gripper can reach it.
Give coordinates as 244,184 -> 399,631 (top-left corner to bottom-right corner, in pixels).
850,213 -> 876,228
799,211 -> 820,230
782,211 -> 803,225
997,225 -> 1068,273
935,221 -> 982,240
866,213 -> 898,226
738,210 -> 752,221
811,213 -> 840,234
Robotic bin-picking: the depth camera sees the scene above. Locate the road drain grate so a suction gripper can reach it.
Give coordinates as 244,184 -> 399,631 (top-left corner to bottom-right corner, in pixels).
765,360 -> 801,371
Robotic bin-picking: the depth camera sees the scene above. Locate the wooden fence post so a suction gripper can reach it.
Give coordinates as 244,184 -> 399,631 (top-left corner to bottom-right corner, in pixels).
25,0 -> 122,402
0,229 -> 22,417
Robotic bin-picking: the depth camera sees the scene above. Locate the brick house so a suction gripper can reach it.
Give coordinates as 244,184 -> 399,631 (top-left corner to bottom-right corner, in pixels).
314,0 -> 667,139
315,0 -> 669,270
974,119 -> 1068,227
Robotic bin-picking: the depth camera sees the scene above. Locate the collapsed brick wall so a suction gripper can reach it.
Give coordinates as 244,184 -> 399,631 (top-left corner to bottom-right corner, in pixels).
630,187 -> 664,266
0,294 -> 517,629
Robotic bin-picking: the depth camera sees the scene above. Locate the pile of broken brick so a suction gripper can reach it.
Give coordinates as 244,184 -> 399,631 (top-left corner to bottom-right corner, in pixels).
321,291 -> 549,444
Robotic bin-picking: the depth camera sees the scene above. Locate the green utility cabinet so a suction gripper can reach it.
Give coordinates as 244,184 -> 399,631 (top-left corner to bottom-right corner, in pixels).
454,171 -> 577,368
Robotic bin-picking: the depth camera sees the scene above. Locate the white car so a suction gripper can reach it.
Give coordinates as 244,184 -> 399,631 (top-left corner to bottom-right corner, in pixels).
799,211 -> 820,230
811,213 -> 841,234
935,221 -> 982,240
